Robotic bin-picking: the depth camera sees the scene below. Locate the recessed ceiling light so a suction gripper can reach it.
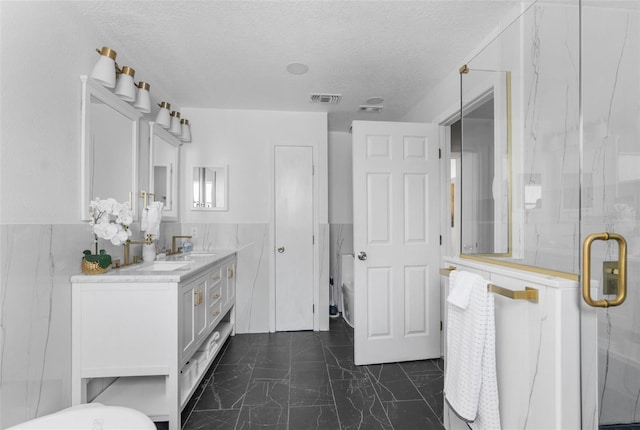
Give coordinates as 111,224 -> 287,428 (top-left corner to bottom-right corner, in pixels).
286,62 -> 309,75
358,105 -> 383,113
366,97 -> 384,105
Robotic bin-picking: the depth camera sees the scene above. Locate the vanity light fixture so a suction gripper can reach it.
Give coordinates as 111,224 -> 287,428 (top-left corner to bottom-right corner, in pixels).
114,66 -> 136,102
169,111 -> 181,136
179,118 -> 191,142
155,102 -> 171,128
90,47 -> 117,88
133,82 -> 151,113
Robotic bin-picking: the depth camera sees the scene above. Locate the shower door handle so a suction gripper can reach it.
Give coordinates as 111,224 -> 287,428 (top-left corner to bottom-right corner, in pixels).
582,232 -> 627,307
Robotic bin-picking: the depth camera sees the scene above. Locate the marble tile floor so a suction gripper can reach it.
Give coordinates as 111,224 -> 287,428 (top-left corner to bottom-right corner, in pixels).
156,317 -> 444,430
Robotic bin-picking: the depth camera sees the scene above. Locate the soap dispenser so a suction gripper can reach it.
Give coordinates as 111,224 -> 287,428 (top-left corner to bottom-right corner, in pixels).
182,238 -> 193,253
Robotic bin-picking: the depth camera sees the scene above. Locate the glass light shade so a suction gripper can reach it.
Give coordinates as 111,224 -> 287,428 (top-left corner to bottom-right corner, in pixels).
90,47 -> 117,88
134,82 -> 151,113
114,66 -> 136,102
169,111 -> 181,135
155,102 -> 171,128
179,119 -> 191,142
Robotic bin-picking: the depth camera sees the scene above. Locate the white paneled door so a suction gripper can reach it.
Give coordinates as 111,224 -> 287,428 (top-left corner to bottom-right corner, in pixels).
274,146 -> 314,331
352,121 -> 441,365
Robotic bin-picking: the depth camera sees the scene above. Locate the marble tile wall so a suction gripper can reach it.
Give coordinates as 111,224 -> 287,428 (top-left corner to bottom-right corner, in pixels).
0,220 -> 331,428
160,223 -> 271,334
0,222 -> 130,428
329,224 -> 353,312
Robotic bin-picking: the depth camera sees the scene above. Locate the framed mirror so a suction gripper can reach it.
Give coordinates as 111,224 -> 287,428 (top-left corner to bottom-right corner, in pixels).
149,122 -> 180,221
191,166 -> 228,211
80,75 -> 142,221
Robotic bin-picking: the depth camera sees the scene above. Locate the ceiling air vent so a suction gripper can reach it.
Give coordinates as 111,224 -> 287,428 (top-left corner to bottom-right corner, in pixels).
358,105 -> 383,113
310,93 -> 342,104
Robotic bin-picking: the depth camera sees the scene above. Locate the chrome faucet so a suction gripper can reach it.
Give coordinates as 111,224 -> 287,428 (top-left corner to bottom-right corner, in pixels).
123,234 -> 153,266
171,235 -> 192,255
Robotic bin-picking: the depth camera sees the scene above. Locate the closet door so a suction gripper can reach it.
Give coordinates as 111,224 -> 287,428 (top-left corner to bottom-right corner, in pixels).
274,146 -> 314,331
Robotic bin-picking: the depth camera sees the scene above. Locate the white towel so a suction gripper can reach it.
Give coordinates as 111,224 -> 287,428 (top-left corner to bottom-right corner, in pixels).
448,270 -> 483,309
445,270 -> 500,430
141,201 -> 164,238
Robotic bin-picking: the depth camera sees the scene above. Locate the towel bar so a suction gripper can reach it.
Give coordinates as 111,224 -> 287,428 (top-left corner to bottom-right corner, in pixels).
440,266 -> 539,303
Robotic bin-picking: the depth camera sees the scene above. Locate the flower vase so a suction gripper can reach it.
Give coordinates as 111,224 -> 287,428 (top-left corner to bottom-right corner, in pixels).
81,249 -> 112,275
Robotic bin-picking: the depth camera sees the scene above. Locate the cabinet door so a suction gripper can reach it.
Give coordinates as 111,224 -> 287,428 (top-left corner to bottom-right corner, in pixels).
193,276 -> 208,340
180,275 -> 207,361
180,284 -> 196,358
224,262 -> 236,310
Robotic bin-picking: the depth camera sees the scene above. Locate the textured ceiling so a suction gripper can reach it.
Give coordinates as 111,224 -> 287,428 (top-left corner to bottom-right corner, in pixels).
69,1 -> 524,132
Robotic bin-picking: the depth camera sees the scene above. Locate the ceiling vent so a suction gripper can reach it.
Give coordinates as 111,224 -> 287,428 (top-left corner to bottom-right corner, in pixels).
310,93 -> 342,104
358,105 -> 383,113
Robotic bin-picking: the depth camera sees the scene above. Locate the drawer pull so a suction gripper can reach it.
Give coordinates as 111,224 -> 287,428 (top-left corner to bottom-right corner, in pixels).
228,267 -> 234,279
212,293 -> 221,300
211,310 -> 220,318
194,290 -> 203,306
212,275 -> 221,282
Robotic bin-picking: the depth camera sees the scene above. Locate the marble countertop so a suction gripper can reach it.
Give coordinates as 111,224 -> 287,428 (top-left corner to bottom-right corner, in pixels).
71,250 -> 237,283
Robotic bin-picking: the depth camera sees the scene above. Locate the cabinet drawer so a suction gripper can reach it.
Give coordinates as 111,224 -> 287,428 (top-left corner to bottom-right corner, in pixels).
209,302 -> 222,329
208,268 -> 223,287
208,285 -> 222,308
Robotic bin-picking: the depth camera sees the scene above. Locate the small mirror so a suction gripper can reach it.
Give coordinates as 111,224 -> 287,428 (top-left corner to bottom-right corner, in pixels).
149,122 -> 181,220
80,76 -> 141,220
192,166 -> 228,211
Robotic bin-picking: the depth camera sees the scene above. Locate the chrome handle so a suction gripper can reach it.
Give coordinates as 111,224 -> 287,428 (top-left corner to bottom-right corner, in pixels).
582,232 -> 627,307
357,251 -> 367,261
277,246 -> 285,253
228,267 -> 234,278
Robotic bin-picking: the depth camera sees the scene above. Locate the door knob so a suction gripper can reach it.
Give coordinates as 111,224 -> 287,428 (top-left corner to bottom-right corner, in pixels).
357,251 -> 367,261
277,246 -> 285,253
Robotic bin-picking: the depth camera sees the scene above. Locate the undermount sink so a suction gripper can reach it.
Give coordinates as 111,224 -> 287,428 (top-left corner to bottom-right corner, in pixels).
167,252 -> 217,261
138,261 -> 190,271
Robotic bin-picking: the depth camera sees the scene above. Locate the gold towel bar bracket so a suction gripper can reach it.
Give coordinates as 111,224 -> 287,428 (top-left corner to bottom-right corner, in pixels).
440,266 -> 539,303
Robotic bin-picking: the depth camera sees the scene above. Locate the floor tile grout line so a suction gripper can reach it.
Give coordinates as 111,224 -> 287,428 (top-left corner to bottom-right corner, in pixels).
232,336 -> 258,430
399,360 -> 445,425
322,336 -> 344,430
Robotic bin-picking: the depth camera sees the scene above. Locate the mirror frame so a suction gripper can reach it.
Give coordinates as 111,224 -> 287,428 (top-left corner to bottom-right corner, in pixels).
459,70 -> 512,258
80,75 -> 142,221
191,165 -> 229,211
149,122 -> 181,221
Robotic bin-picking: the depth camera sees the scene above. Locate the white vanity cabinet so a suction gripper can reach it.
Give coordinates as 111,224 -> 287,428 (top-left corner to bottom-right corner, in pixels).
71,253 -> 237,430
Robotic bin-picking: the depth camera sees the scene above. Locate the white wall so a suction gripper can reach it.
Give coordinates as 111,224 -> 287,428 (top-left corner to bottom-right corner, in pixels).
180,108 -> 328,224
0,2 -> 330,427
328,131 -> 353,224
175,108 -> 330,333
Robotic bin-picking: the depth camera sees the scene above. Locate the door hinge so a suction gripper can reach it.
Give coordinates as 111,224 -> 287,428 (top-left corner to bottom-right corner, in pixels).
439,148 -> 442,159
440,321 -> 443,331
313,304 -> 315,313
312,165 -> 315,175
313,235 -> 315,244
439,235 -> 442,245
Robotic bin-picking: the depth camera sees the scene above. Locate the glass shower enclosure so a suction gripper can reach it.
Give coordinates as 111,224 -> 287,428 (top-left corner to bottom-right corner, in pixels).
458,1 -> 640,427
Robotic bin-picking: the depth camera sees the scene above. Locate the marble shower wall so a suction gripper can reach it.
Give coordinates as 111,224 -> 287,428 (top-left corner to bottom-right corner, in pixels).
581,4 -> 640,426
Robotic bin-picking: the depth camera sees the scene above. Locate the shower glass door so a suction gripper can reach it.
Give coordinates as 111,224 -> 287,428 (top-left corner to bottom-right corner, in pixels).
580,2 -> 640,428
